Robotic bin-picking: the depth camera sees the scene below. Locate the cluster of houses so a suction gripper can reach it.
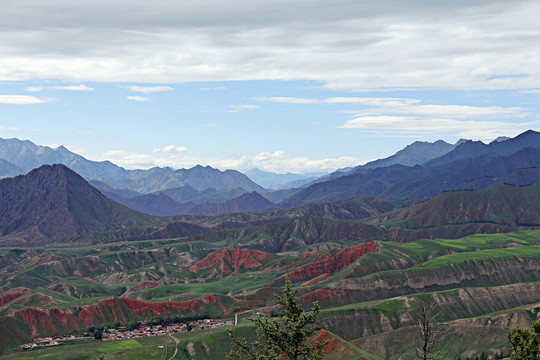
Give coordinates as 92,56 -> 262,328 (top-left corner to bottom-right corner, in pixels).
101,318 -> 233,341
19,335 -> 91,350
101,323 -> 187,341
18,318 -> 235,350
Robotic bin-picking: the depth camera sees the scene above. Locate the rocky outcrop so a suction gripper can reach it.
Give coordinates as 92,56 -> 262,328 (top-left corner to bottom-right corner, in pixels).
312,282 -> 540,342
189,249 -> 276,277
285,241 -> 378,283
120,295 -> 227,317
332,253 -> 540,301
0,288 -> 29,306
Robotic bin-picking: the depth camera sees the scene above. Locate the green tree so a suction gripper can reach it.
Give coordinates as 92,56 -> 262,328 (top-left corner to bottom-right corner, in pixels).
93,329 -> 103,340
507,319 -> 540,359
229,280 -> 328,360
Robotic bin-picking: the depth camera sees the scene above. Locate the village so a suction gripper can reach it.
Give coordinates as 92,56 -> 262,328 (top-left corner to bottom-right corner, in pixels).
18,318 -> 234,350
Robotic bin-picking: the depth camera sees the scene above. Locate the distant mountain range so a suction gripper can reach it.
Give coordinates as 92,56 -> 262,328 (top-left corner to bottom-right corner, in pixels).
188,192 -> 275,216
0,138 -> 263,194
0,131 -> 538,218
244,168 -> 327,189
1,160 -> 539,248
281,130 -> 540,207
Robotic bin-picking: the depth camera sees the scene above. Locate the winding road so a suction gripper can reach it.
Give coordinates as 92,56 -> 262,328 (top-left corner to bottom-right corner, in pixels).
167,334 -> 180,360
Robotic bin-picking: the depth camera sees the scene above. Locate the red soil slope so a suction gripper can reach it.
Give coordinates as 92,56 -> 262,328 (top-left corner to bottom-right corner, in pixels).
0,288 -> 30,306
12,295 -> 230,337
189,249 -> 275,276
130,281 -> 161,292
15,298 -> 133,336
120,294 -> 227,317
311,330 -> 368,360
286,241 -> 378,283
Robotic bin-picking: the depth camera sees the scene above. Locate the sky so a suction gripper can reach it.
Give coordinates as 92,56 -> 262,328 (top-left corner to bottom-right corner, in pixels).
1,0 -> 540,174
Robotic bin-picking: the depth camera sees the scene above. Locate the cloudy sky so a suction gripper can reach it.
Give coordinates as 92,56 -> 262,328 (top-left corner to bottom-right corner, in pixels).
1,0 -> 539,173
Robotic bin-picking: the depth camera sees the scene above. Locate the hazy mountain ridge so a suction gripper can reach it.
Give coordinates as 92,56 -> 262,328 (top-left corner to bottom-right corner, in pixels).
188,192 -> 276,216
0,158 -> 24,179
245,168 -> 327,189
0,138 -> 263,194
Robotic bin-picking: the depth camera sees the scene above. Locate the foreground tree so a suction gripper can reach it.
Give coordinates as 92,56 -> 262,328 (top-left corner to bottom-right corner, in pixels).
413,301 -> 448,360
507,319 -> 540,359
229,280 -> 328,360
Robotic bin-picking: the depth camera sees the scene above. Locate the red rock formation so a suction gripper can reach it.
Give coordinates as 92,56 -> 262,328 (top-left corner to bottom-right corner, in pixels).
189,249 -> 275,276
12,295 -> 230,337
286,241 -> 378,283
303,274 -> 331,286
130,281 -> 161,291
15,298 -> 133,336
310,330 -> 367,359
0,288 -> 30,306
311,330 -> 347,355
120,294 -> 226,316
48,283 -> 68,294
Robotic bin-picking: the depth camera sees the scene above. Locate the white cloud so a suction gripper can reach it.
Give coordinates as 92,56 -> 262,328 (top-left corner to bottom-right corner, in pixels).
64,144 -> 87,154
153,145 -> 189,153
256,97 -> 322,104
207,151 -> 362,173
2,1 -> 540,91
203,123 -> 216,127
200,87 -> 227,91
0,125 -> 21,131
100,149 -> 362,173
77,130 -> 93,134
127,95 -> 151,102
256,96 -> 422,107
337,116 -> 539,140
25,84 -> 94,92
354,104 -> 526,119
0,95 -> 54,104
229,104 -> 258,112
50,84 -> 94,91
259,95 -> 531,138
101,150 -> 156,168
126,85 -> 173,94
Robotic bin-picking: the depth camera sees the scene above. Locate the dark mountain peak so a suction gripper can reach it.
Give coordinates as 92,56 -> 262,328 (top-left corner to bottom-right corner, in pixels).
426,130 -> 540,169
360,138 -> 456,170
0,164 -> 153,245
236,191 -> 273,202
517,129 -> 539,137
24,163 -> 73,182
